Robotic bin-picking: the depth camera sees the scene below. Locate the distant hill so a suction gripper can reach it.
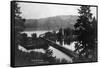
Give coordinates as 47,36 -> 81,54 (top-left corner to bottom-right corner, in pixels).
24,15 -> 78,31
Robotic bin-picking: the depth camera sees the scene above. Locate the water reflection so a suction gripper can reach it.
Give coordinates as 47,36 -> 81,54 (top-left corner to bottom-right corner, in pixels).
18,45 -> 73,63
19,30 -> 76,63
49,46 -> 72,62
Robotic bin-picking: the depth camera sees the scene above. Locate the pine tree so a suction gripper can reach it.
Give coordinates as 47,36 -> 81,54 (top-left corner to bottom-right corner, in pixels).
74,5 -> 97,62
12,2 -> 26,53
11,2 -> 26,65
13,2 -> 25,43
14,2 -> 25,33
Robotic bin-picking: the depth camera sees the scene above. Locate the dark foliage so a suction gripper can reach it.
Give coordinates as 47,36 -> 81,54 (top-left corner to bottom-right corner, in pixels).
42,49 -> 56,63
64,28 -> 75,45
74,5 -> 97,62
13,2 -> 26,49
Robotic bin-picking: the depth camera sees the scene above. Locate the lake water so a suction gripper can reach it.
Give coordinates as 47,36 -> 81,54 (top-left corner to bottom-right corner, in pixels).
19,30 -> 76,63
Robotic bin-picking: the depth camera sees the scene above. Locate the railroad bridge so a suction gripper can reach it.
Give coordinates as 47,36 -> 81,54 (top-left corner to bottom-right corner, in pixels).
39,36 -> 79,62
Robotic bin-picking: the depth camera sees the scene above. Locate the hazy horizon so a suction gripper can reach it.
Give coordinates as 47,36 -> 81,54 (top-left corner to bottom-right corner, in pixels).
17,2 -> 97,19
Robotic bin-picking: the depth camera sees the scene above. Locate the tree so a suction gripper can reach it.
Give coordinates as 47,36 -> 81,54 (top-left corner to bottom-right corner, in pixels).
14,2 -> 25,33
57,28 -> 64,45
12,2 -> 25,46
11,2 -> 26,57
64,28 -> 74,45
20,33 -> 28,48
74,5 -> 97,62
42,49 -> 56,63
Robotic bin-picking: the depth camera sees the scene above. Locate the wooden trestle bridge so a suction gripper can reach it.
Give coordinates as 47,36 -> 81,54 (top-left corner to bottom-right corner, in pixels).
39,36 -> 79,61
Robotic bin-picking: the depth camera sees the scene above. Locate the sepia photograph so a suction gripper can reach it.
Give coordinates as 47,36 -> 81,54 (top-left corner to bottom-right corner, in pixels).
11,1 -> 98,67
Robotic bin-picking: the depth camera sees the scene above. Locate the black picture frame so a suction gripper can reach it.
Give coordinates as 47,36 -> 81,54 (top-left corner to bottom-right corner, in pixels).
11,1 -> 98,67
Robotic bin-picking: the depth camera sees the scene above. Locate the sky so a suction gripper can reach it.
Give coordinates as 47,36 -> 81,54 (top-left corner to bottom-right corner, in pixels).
18,2 -> 97,19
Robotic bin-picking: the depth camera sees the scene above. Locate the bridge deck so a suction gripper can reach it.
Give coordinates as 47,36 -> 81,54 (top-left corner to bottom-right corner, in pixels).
39,37 -> 79,58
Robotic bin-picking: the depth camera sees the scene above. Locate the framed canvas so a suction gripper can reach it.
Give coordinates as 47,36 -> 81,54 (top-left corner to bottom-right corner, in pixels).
11,0 -> 98,67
